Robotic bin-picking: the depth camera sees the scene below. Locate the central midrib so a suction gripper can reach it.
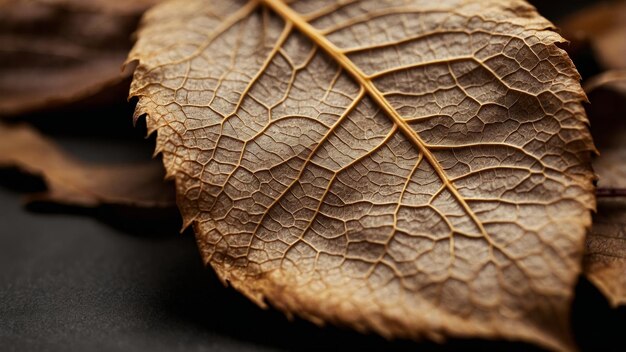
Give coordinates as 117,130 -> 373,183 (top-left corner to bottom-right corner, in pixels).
260,0 -> 491,240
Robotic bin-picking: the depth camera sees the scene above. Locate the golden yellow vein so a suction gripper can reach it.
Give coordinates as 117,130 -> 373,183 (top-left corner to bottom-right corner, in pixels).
260,0 -> 493,244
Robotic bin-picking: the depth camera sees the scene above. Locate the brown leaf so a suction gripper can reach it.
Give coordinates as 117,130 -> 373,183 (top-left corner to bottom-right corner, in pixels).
584,72 -> 626,307
0,0 -> 160,117
585,70 -> 626,95
587,200 -> 626,308
0,122 -> 175,208
33,0 -> 163,15
129,1 -> 596,350
559,0 -> 626,70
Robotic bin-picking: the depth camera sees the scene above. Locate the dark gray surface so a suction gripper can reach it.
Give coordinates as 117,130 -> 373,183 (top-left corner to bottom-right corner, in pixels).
0,188 -> 256,352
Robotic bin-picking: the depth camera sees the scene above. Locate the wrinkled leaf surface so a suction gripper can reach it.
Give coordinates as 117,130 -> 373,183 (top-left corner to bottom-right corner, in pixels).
129,1 -> 596,349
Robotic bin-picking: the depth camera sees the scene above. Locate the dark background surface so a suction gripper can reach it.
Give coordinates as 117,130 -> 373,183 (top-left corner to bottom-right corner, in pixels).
1,1 -> 626,351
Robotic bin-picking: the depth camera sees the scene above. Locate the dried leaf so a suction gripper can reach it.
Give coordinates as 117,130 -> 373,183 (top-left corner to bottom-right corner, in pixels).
0,122 -> 174,208
585,70 -> 626,95
559,0 -> 626,70
584,73 -> 626,307
129,1 -> 596,350
0,0 -> 160,117
33,0 -> 162,14
587,201 -> 626,308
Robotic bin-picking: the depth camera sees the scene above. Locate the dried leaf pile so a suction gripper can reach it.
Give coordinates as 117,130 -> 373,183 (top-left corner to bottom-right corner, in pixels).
1,0 -> 625,351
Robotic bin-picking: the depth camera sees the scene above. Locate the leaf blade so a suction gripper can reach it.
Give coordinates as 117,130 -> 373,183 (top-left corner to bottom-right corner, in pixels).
0,123 -> 175,209
129,0 -> 596,349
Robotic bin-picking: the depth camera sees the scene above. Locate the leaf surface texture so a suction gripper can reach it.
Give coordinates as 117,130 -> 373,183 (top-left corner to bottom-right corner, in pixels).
129,0 -> 596,349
